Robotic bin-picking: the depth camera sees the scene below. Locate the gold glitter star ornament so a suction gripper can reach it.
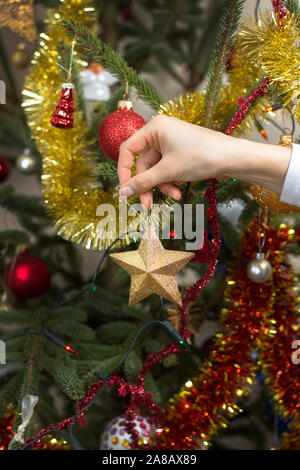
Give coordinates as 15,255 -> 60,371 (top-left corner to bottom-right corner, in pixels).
110,225 -> 194,306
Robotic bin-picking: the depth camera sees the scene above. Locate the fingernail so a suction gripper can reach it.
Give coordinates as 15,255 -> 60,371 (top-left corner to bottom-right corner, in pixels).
119,185 -> 135,197
144,198 -> 152,210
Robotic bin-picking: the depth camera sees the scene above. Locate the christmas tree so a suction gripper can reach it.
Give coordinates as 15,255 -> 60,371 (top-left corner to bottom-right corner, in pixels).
0,0 -> 299,451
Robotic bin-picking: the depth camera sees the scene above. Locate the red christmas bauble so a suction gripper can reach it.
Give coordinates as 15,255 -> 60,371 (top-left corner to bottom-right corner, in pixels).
98,100 -> 146,161
5,252 -> 50,299
0,158 -> 10,183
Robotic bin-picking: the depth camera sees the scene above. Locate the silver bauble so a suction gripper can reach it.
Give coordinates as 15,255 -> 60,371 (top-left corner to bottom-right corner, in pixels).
16,148 -> 37,175
246,252 -> 272,284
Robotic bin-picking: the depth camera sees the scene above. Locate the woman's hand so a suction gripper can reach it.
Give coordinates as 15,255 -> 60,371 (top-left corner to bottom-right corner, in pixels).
118,114 -> 292,209
118,115 -> 231,208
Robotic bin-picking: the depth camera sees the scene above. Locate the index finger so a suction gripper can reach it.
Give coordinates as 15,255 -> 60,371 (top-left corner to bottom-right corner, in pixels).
117,126 -> 149,185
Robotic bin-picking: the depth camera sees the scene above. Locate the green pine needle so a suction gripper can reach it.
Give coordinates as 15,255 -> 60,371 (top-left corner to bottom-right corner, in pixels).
283,0 -> 300,25
61,19 -> 163,110
204,0 -> 245,128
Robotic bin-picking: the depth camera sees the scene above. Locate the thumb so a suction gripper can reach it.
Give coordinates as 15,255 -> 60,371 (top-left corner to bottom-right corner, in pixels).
119,160 -> 169,197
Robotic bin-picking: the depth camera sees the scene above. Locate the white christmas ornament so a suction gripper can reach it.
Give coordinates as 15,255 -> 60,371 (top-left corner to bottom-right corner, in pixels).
246,252 -> 272,284
80,69 -> 118,102
16,148 -> 37,175
100,415 -> 153,450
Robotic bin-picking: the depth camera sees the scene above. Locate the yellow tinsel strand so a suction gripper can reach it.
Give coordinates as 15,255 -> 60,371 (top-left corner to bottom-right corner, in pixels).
159,84 -> 269,137
230,11 -> 300,122
22,0 -> 140,250
23,3 -> 300,251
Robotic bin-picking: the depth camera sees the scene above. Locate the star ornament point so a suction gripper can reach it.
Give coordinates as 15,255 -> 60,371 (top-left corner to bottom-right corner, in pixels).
110,225 -> 194,306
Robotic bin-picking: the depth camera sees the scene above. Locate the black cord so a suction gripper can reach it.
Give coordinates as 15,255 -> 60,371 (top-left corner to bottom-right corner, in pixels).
109,320 -> 165,375
3,331 -> 42,342
67,318 -> 177,448
41,286 -> 90,331
91,229 -> 141,284
22,318 -> 179,450
267,108 -> 296,137
21,429 -> 70,451
255,0 -> 261,22
39,229 -> 142,349
42,229 -> 141,331
159,296 -> 167,322
68,378 -> 109,449
291,114 -> 296,136
19,226 -> 188,450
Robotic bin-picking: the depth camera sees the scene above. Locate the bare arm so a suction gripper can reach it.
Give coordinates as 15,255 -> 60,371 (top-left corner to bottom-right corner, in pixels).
117,115 -> 291,209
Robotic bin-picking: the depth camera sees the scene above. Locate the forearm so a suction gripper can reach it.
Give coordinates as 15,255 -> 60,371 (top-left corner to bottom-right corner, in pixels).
222,136 -> 292,195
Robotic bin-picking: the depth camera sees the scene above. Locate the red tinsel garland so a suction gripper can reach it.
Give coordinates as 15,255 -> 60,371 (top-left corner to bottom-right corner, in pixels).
225,78 -> 270,136
151,221 -> 299,449
22,177 -> 221,450
255,226 -> 300,449
272,0 -> 287,20
23,62 -> 275,452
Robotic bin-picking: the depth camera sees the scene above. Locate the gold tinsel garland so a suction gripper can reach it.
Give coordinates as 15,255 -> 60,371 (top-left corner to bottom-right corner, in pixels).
22,3 -> 300,250
161,9 -> 300,133
22,0 -> 141,250
159,86 -> 269,137
230,10 -> 300,122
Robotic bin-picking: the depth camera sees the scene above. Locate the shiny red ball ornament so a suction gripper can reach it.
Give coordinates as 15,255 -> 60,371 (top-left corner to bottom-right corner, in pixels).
98,100 -> 146,161
5,252 -> 50,299
0,158 -> 10,183
50,83 -> 74,129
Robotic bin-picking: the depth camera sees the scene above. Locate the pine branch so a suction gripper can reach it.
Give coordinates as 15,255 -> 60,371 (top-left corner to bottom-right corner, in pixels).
0,186 -> 46,218
0,230 -> 29,248
283,0 -> 300,24
203,0 -> 245,128
218,212 -> 241,254
98,161 -> 117,180
47,360 -> 85,400
61,19 -> 163,110
216,179 -> 247,203
238,199 -> 259,230
10,336 -> 43,440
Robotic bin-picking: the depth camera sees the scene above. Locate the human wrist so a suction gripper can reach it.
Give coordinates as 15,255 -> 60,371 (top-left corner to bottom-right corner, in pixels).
222,137 -> 292,194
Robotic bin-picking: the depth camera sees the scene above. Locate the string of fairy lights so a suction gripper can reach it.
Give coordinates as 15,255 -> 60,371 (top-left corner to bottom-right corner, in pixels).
3,223 -> 190,450
1,0 -> 297,450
